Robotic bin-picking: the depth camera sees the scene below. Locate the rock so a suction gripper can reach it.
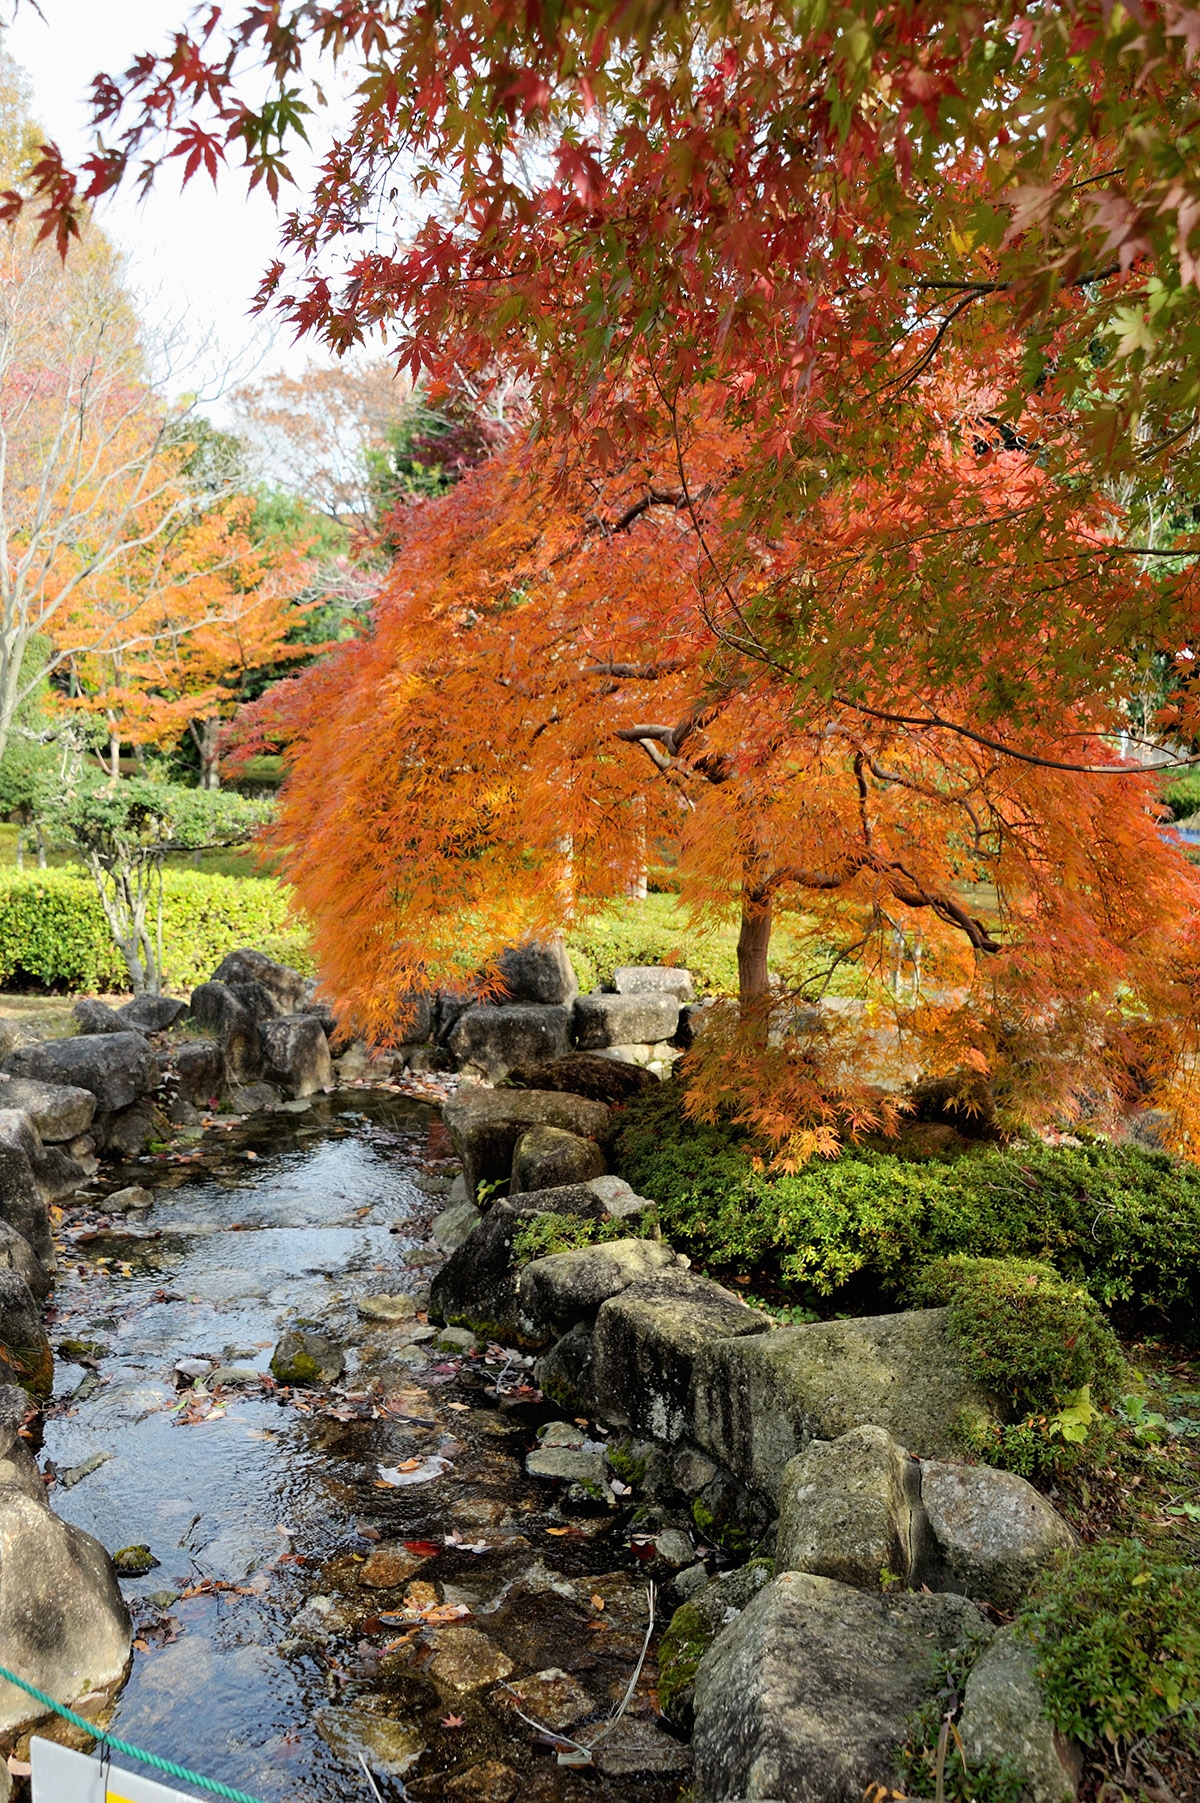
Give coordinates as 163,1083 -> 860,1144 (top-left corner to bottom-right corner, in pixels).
0,1078 -> 95,1143
211,949 -> 309,1014
586,1173 -> 659,1223
427,1625 -> 514,1691
71,998 -> 125,1035
392,991 -> 434,1043
691,1308 -> 1001,1501
442,1088 -> 611,1199
672,1445 -> 720,1496
105,1185 -> 154,1214
430,1186 -> 610,1341
511,1124 -> 606,1193
592,1717 -> 694,1778
692,1571 -> 992,1803
448,1003 -> 574,1083
172,1038 -> 223,1106
959,1623 -> 1081,1802
112,1544 -> 159,1576
613,965 -> 696,1002
505,1051 -> 658,1103
360,1544 -> 429,1589
187,983 -> 264,1080
0,1436 -> 131,1737
434,1324 -> 479,1352
0,1125 -> 53,1270
60,1452 -> 114,1489
443,1761 -> 519,1802
258,1014 -> 334,1097
573,992 -> 681,1050
208,1365 -> 260,1387
0,1107 -> 87,1204
116,994 -> 188,1034
229,1082 -> 281,1114
658,1562 -> 775,1731
357,1293 -> 418,1323
919,1460 -> 1078,1611
672,1562 -> 711,1602
270,1328 -> 344,1386
518,1239 -> 681,1335
655,1527 -> 696,1566
534,1322 -> 595,1413
100,1100 -> 171,1157
494,939 -> 578,1006
316,1708 -> 423,1778
6,1032 -> 157,1115
432,1199 -> 483,1252
591,1272 -> 770,1443
0,1270 -> 52,1395
776,1426 -> 922,1592
0,1219 -> 50,1300
490,1666 -> 593,1730
525,1445 -> 609,1488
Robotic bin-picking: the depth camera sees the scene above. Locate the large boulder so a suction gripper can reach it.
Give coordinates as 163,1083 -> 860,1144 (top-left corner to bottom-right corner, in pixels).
187,984 -> 263,1081
494,940 -> 578,1006
0,1079 -> 95,1144
919,1460 -> 1078,1611
5,1032 -> 157,1116
448,1004 -> 573,1082
0,1130 -> 53,1271
592,1273 -> 771,1443
511,1124 -> 605,1192
210,948 -> 309,1014
506,1051 -> 658,1103
259,1015 -> 333,1098
690,1308 -> 1000,1501
0,1393 -> 130,1737
116,994 -> 188,1034
0,1110 -> 86,1204
70,998 -> 124,1036
658,1562 -> 775,1731
430,1186 -> 607,1343
692,1571 -> 992,1803
171,1038 -> 223,1106
0,1221 -> 50,1301
518,1238 -> 683,1335
441,1088 -> 610,1198
0,1271 -> 53,1395
573,992 -> 681,1050
958,1623 -> 1081,1802
776,1426 -> 923,1592
613,965 -> 695,1002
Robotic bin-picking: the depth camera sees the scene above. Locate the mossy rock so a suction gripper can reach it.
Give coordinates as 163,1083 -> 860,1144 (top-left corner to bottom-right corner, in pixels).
112,1544 -> 159,1576
658,1560 -> 774,1731
270,1328 -> 344,1387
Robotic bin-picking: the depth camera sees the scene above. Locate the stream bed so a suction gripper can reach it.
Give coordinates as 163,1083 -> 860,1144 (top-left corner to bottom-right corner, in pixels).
37,1091 -> 692,1803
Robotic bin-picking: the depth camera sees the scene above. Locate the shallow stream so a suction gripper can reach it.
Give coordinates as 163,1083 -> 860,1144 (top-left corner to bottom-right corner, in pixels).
38,1092 -> 691,1803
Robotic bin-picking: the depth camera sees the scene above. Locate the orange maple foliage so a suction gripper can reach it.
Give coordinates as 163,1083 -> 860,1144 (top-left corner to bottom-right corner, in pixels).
59,492 -> 315,783
254,410 -> 1200,1159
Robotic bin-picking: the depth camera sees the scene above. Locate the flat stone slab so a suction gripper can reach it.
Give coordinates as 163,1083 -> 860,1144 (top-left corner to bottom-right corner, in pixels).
690,1308 -> 1000,1500
518,1238 -> 682,1332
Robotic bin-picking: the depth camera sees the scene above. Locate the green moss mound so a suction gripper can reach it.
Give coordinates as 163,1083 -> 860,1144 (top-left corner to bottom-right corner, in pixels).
909,1255 -> 1128,1416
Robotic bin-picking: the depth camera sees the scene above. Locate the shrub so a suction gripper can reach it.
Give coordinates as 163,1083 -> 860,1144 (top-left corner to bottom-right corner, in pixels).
511,1210 -> 657,1265
1023,1541 -> 1200,1748
909,1255 -> 1128,1415
0,868 -> 312,993
612,1084 -> 1200,1320
565,896 -> 738,996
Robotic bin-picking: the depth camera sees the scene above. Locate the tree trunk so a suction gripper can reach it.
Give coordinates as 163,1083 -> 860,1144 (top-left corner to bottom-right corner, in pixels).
737,886 -> 773,1009
35,826 -> 45,870
108,730 -> 120,780
193,717 -> 221,790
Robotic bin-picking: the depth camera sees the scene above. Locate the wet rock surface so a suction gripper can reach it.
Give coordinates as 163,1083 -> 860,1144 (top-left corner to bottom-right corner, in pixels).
28,1091 -> 695,1802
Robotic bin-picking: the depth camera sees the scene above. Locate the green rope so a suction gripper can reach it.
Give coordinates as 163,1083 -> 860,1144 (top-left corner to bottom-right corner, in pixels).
0,1661 -> 266,1803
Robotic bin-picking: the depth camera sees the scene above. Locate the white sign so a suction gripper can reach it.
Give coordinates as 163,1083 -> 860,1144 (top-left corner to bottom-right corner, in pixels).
31,1736 -> 201,1803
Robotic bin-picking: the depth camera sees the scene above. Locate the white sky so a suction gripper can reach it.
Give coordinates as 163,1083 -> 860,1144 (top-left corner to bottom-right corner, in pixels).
5,0 -> 338,402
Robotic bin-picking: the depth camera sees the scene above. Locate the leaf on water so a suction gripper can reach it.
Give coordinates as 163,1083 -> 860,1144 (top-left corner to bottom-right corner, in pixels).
440,1714 -> 465,1728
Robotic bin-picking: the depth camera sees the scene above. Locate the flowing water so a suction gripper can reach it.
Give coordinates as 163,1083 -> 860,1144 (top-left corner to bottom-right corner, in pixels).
37,1093 -> 692,1802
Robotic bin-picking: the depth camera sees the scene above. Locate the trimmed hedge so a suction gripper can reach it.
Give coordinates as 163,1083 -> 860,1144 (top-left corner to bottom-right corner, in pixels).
612,1084 -> 1200,1319
0,868 -> 313,993
566,897 -> 738,996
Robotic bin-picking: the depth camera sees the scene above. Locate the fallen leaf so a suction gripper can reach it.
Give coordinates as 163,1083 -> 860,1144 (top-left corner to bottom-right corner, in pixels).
397,1457 -> 423,1472
440,1714 -> 465,1729
446,1402 -> 471,1412
590,1594 -> 605,1611
6,1758 -> 31,1778
545,1526 -> 570,1536
404,1539 -> 442,1557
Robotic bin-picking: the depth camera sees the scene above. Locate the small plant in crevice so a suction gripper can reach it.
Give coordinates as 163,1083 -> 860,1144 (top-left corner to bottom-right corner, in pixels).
895,1645 -> 1025,1803
510,1208 -> 657,1266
